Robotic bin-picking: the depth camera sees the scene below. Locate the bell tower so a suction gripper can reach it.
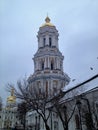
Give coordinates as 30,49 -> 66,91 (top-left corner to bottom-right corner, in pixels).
37,16 -> 59,49
28,16 -> 70,96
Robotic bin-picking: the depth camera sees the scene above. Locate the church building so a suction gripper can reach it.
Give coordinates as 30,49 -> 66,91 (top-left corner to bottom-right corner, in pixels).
26,16 -> 70,130
0,89 -> 19,129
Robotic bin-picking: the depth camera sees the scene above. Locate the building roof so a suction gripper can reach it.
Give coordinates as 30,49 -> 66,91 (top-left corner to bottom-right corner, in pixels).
61,74 -> 98,102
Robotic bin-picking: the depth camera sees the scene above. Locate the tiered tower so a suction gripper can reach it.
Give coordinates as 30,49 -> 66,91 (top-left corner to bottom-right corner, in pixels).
28,16 -> 70,96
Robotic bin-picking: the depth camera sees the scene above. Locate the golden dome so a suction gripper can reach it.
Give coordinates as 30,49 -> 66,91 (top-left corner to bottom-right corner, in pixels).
7,88 -> 16,103
41,16 -> 54,27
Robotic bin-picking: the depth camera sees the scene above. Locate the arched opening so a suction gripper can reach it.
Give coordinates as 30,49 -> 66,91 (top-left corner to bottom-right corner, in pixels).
43,38 -> 46,47
51,62 -> 54,70
42,62 -> 44,70
49,37 -> 52,47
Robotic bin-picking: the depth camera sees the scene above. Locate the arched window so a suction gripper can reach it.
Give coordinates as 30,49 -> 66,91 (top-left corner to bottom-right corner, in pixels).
43,38 -> 46,47
51,62 -> 54,70
49,37 -> 52,47
42,62 -> 44,70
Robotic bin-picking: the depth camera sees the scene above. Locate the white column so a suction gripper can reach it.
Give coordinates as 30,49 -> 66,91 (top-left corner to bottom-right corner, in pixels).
54,57 -> 56,69
46,35 -> 49,45
51,80 -> 53,95
37,59 -> 39,70
57,57 -> 59,69
39,59 -> 41,70
34,61 -> 36,71
52,36 -> 55,46
49,80 -> 51,96
44,57 -> 46,68
58,58 -> 60,69
56,36 -> 59,49
37,58 -> 39,69
55,57 -> 57,69
39,37 -> 43,48
48,57 -> 50,68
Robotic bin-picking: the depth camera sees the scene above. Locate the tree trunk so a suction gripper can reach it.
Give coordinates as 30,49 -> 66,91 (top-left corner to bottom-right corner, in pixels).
23,115 -> 26,130
64,127 -> 68,130
63,124 -> 68,130
44,121 -> 50,130
85,113 -> 95,130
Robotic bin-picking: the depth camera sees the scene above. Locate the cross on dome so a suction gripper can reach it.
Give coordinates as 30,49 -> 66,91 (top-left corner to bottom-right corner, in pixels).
45,16 -> 50,23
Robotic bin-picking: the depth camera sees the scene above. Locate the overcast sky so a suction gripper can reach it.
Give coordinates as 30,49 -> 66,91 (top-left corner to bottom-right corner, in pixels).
0,0 -> 98,105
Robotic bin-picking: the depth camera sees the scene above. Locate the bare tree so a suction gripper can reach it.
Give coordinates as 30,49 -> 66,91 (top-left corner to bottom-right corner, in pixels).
81,97 -> 95,130
7,79 -> 77,130
17,101 -> 28,130
71,94 -> 97,130
51,91 -> 77,130
81,93 -> 98,130
8,78 -> 51,130
92,103 -> 98,130
91,91 -> 98,130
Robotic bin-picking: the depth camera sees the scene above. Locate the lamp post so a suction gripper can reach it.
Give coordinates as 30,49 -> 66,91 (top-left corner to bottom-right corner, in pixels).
76,100 -> 82,130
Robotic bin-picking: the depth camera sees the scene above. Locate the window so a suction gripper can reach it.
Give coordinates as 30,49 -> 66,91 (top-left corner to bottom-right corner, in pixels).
42,62 -> 44,70
51,62 -> 54,70
49,37 -> 52,47
43,38 -> 46,47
